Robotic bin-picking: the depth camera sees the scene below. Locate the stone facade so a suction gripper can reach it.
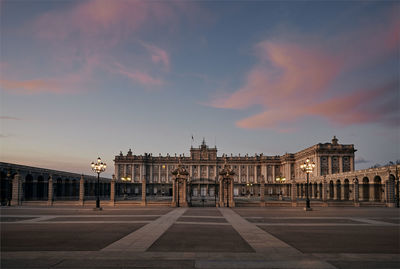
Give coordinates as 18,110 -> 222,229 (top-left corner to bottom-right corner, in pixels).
114,137 -> 356,198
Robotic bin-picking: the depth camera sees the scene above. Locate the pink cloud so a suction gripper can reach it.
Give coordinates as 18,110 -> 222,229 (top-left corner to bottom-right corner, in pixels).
0,79 -> 63,94
113,62 -> 164,87
6,0 -> 205,95
207,9 -> 399,131
141,42 -> 170,70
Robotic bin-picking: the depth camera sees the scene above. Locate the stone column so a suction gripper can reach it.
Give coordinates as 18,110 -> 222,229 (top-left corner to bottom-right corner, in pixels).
260,178 -> 265,207
322,180 -> 328,206
219,178 -> 223,207
353,180 -> 360,207
183,179 -> 188,207
11,174 -> 22,206
159,165 -> 161,184
291,181 -> 297,207
339,157 -> 343,173
79,175 -> 84,206
109,175 -> 115,206
141,177 -> 147,206
47,175 -> 53,206
350,156 -> 354,171
246,165 -> 249,183
229,179 -> 235,207
254,166 -> 257,183
239,165 -> 241,183
328,156 -> 332,174
272,166 -> 275,182
172,178 -> 176,206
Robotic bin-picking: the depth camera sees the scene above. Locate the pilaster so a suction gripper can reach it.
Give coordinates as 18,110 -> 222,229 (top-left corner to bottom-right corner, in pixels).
109,175 -> 115,206
47,175 -> 53,206
79,174 -> 84,206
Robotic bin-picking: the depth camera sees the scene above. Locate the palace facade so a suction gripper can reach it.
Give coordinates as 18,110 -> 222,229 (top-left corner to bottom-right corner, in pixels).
114,136 -> 356,197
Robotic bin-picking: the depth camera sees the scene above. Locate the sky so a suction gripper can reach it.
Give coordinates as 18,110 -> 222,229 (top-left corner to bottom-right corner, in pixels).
0,0 -> 399,178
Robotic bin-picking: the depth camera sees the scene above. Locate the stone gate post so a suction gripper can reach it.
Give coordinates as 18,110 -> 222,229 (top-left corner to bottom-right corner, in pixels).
171,178 -> 176,206
11,173 -> 22,206
47,175 -> 53,206
229,180 -> 235,207
79,174 -> 84,206
353,179 -> 360,207
109,175 -> 115,206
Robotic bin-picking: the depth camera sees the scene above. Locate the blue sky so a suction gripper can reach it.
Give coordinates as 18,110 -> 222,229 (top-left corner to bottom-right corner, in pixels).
1,0 -> 399,177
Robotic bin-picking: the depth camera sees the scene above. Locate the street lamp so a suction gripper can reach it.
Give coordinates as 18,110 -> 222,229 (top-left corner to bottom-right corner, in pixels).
91,157 -> 106,209
300,158 -> 315,210
246,183 -> 253,197
275,176 -> 286,200
121,176 -> 131,200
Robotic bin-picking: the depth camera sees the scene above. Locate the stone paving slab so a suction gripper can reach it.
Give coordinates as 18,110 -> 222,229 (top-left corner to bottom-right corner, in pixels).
247,218 -> 363,224
258,226 -> 400,253
196,259 -> 337,269
0,217 -> 36,222
45,216 -> 159,221
183,208 -> 222,216
1,223 -> 145,251
148,224 -> 254,252
178,216 -> 227,223
102,208 -> 187,252
0,207 -> 172,216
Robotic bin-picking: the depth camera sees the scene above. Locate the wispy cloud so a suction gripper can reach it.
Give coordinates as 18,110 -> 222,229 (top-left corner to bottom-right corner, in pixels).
207,9 -> 399,131
0,79 -> 62,94
2,0 -> 205,95
112,62 -> 164,87
0,116 -> 22,120
141,42 -> 170,70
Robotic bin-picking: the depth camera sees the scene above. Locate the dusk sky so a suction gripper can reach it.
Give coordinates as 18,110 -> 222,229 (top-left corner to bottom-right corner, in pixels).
0,0 -> 399,178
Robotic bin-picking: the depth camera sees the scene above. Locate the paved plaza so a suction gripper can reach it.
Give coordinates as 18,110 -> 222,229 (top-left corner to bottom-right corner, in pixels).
1,206 -> 399,269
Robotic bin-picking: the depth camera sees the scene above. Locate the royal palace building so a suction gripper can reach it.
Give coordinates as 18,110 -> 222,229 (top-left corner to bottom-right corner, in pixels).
114,136 -> 356,198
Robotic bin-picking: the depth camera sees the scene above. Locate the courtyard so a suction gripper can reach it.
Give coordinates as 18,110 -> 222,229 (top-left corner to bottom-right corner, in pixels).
1,206 -> 399,269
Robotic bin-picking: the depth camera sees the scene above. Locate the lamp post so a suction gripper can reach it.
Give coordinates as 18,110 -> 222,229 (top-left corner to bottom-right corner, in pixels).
300,158 -> 315,210
91,157 -> 106,209
226,176 -> 230,208
121,176 -> 131,200
275,176 -> 286,200
214,176 -> 217,206
396,164 -> 399,208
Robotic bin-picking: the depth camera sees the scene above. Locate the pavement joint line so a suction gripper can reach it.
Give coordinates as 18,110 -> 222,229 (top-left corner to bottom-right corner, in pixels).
254,223 -> 399,226
195,259 -> 338,269
180,216 -> 225,219
1,214 -> 163,218
101,207 -> 187,252
175,221 -> 231,225
349,217 -> 395,225
2,220 -> 153,224
244,216 -> 390,219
